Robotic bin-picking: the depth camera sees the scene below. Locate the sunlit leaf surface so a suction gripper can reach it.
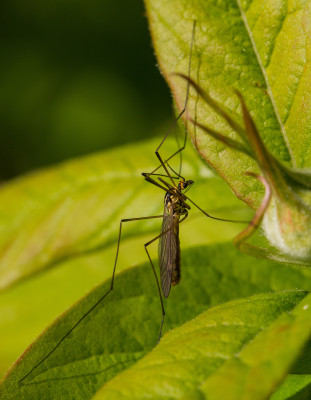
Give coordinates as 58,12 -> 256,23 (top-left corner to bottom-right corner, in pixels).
2,243 -> 311,399
145,0 -> 311,209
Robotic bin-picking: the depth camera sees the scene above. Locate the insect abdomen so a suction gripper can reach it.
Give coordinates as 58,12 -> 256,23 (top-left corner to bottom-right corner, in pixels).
171,224 -> 181,286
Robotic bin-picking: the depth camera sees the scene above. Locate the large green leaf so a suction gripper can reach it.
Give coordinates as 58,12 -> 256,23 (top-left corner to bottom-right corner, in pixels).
199,293 -> 311,400
145,0 -> 311,209
271,375 -> 311,400
0,219 -> 244,379
2,243 -> 311,399
2,4 -> 311,399
0,136 -> 248,291
93,292 -> 310,399
0,136 -> 250,381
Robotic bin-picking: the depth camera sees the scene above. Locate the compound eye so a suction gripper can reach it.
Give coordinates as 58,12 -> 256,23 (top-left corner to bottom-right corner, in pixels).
183,180 -> 194,192
186,180 -> 193,187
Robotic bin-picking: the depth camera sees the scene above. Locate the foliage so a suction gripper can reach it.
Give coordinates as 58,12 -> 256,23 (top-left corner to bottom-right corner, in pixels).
1,0 -> 311,399
0,136 -> 310,398
2,239 -> 311,399
145,0 -> 311,264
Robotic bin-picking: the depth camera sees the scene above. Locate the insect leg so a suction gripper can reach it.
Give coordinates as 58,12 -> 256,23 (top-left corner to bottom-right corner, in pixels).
110,215 -> 164,290
143,166 -> 185,182
234,175 -> 311,265
142,173 -> 175,192
157,177 -> 174,190
142,174 -> 170,192
154,121 -> 185,187
233,173 -> 273,257
144,211 -> 189,340
147,142 -> 187,178
18,214 -> 164,384
143,176 -> 189,210
143,175 -> 189,211
184,194 -> 250,224
142,172 -> 180,181
145,21 -> 196,182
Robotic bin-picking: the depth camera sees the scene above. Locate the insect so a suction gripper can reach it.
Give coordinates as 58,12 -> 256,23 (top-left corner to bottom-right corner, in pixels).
17,20 -> 247,385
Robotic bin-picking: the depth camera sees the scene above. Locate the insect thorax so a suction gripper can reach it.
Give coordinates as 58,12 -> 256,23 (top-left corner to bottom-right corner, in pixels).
164,191 -> 187,215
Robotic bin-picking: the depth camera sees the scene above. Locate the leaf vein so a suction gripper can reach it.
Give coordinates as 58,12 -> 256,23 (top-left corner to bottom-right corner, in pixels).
236,0 -> 295,166
282,66 -> 306,126
264,6 -> 287,69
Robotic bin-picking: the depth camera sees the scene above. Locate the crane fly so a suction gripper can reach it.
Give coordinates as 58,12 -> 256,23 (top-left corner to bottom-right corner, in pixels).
159,179 -> 193,297
160,183 -> 190,297
17,20 -> 247,385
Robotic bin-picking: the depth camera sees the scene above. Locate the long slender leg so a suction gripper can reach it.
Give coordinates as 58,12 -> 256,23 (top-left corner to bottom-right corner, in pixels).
143,175 -> 171,193
158,177 -> 174,190
234,173 -> 271,249
145,21 -> 196,183
177,114 -> 188,176
18,214 -> 164,384
156,178 -> 191,207
184,194 -> 250,224
142,172 -> 181,181
143,212 -> 189,340
144,175 -> 190,208
166,161 -> 186,182
145,212 -> 188,247
155,132 -> 184,188
146,158 -> 248,224
147,137 -> 187,178
235,174 -> 310,265
232,173 -> 287,261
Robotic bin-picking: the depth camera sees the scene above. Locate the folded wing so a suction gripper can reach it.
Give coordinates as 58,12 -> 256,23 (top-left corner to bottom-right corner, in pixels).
158,204 -> 180,298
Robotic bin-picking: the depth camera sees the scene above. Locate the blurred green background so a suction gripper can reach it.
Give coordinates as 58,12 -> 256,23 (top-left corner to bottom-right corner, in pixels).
0,0 -> 171,181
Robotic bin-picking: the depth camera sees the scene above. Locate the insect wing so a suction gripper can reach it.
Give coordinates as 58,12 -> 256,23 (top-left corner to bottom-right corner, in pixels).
158,203 -> 180,298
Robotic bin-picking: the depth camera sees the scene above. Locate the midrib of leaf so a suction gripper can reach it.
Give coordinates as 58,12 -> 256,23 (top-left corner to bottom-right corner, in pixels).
236,0 -> 296,167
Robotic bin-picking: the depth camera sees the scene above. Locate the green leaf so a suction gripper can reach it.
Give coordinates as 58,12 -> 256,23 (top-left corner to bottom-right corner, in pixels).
2,243 -> 311,399
145,0 -> 311,208
271,375 -> 311,400
0,137 -> 248,291
199,293 -> 311,400
92,292 -> 309,399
